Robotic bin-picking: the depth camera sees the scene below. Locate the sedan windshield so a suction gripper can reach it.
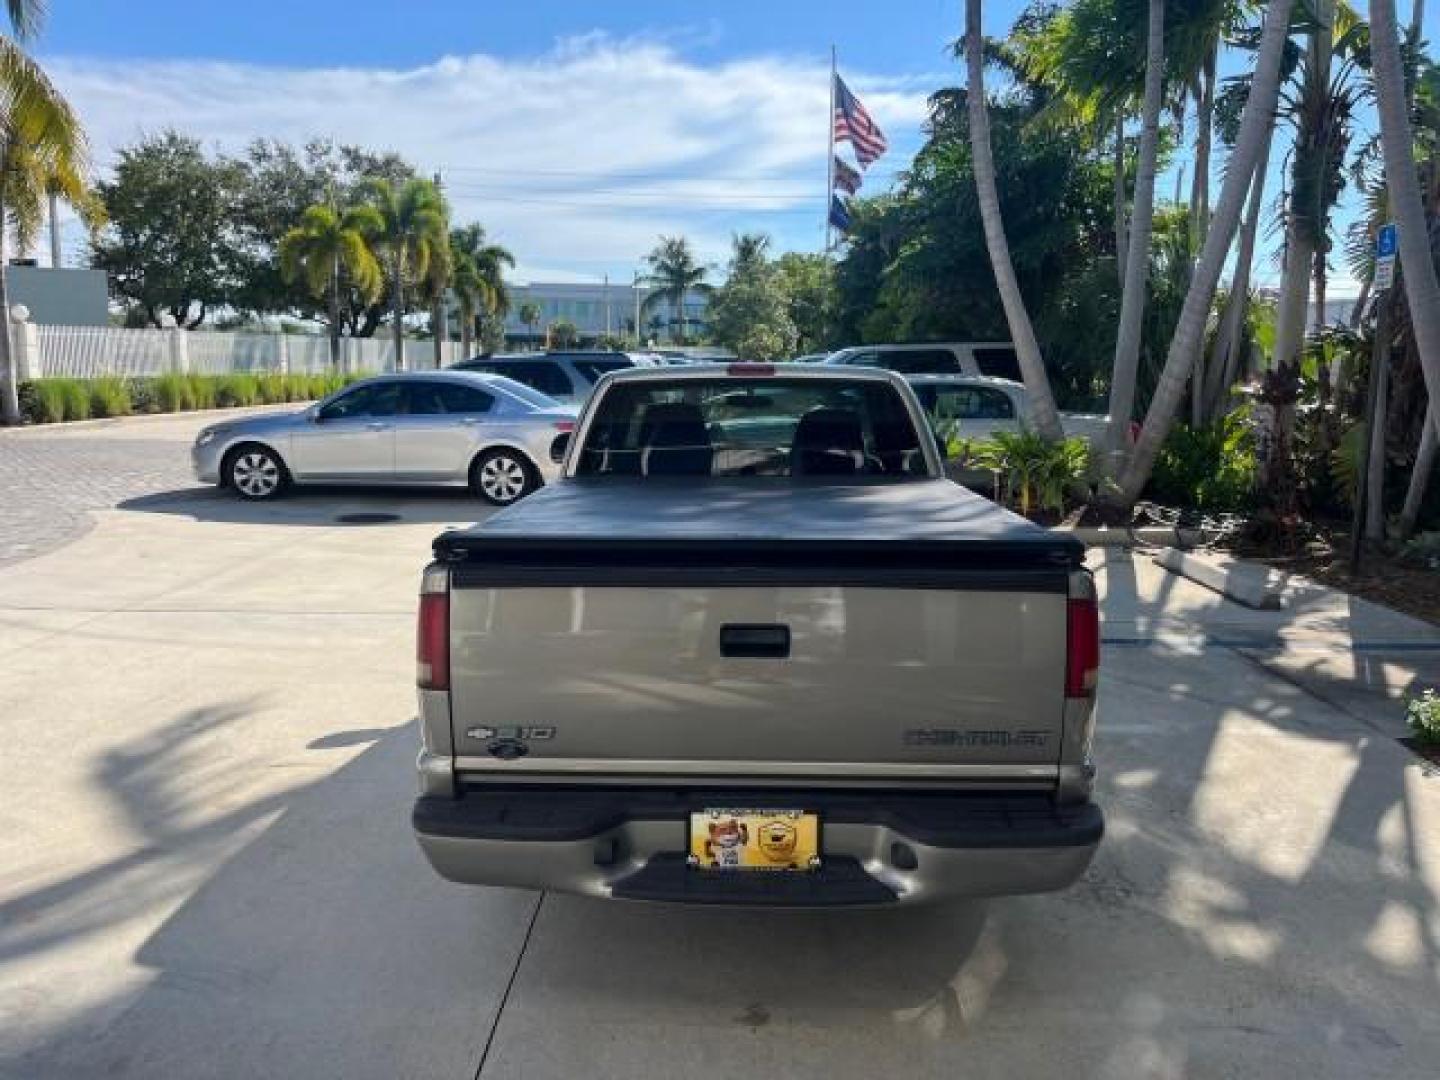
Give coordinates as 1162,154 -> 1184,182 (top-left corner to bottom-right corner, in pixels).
575,378 -> 928,479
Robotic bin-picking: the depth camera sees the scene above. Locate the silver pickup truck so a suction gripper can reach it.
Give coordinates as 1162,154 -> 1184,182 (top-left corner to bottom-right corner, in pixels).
412,364 -> 1102,906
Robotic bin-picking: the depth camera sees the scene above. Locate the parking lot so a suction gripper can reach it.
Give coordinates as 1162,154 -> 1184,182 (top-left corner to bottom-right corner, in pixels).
3,409 -> 1440,1079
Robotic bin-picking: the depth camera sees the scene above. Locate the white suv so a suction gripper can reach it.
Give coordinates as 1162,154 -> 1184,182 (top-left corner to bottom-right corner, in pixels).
825,342 -> 1022,381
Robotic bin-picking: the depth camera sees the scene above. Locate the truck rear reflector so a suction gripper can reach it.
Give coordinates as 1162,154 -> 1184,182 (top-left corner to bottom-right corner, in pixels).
417,592 -> 450,691
1065,597 -> 1099,698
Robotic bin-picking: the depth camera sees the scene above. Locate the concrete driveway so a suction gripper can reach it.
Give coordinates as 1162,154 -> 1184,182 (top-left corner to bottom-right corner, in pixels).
1,412 -> 1439,1078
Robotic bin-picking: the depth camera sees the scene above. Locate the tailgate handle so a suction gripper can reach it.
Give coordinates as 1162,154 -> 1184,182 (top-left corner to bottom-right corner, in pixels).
719,623 -> 790,659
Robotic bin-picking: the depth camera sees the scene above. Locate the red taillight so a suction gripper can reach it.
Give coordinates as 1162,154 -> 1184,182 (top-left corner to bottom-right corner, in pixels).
553,420 -> 575,432
417,591 -> 450,690
727,363 -> 775,376
1065,597 -> 1100,698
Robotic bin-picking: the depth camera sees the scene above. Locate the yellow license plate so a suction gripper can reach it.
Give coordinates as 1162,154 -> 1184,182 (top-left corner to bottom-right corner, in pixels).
688,809 -> 820,871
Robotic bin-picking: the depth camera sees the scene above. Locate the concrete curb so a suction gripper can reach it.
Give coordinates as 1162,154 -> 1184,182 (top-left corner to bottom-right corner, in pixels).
1151,546 -> 1284,610
1057,525 -> 1210,548
0,401 -> 306,436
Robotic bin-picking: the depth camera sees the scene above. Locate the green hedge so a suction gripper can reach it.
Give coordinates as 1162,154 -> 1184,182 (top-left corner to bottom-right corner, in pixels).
14,372 -> 365,426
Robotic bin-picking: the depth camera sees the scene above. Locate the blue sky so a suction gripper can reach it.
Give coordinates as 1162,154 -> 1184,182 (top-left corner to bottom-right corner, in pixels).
33,2 -> 1440,294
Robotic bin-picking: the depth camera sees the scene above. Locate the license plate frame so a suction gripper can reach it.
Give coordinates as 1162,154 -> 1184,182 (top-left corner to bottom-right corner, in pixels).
688,808 -> 820,872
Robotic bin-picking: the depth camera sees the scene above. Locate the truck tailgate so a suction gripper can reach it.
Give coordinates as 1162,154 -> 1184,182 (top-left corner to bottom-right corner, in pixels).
444,539 -> 1072,783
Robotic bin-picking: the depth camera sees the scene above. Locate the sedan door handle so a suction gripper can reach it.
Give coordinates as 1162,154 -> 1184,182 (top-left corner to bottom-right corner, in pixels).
719,623 -> 791,659
365,421 -> 391,431
455,417 -> 481,426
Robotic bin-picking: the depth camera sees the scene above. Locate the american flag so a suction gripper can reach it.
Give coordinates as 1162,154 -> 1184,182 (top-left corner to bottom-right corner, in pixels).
833,75 -> 888,168
832,155 -> 862,195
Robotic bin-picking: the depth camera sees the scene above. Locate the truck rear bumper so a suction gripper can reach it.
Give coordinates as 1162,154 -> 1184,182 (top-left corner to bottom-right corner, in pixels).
413,787 -> 1102,907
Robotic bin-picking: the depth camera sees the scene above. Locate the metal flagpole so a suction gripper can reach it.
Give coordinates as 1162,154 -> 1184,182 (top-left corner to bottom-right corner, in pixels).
825,45 -> 837,251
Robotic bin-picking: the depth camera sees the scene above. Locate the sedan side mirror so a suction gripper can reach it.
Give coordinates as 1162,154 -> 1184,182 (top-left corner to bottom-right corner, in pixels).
306,405 -> 324,423
549,431 -> 572,464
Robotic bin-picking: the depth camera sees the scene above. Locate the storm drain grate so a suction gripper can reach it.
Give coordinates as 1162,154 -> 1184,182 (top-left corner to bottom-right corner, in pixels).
334,512 -> 402,525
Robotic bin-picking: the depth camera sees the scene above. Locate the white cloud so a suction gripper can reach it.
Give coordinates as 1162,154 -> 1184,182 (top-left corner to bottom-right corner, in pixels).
44,36 -> 936,282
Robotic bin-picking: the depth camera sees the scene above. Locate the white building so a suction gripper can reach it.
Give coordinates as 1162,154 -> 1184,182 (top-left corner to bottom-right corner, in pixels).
503,282 -> 708,346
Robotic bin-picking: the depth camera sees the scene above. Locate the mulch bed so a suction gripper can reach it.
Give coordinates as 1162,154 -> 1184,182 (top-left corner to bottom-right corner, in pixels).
1399,738 -> 1440,770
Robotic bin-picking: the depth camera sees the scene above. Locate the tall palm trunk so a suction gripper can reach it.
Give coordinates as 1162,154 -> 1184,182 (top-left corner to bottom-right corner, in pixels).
390,251 -> 405,371
1372,0 -> 1440,413
431,298 -> 444,370
1191,41 -> 1218,243
1388,0 -> 1438,538
0,213 -> 16,425
1106,0 -> 1165,467
965,0 -> 1063,441
1113,117 -> 1129,286
1203,135 -> 1273,419
1270,0 -> 1335,396
328,254 -> 342,371
460,300 -> 474,359
1119,0 -> 1298,504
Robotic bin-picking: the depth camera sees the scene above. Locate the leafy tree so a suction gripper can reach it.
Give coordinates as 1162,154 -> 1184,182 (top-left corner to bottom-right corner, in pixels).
91,131 -> 248,328
550,319 -> 578,347
641,236 -> 711,343
231,138 -> 416,334
832,83 -> 1121,406
358,177 -> 449,370
709,233 -> 797,361
278,203 -> 384,368
773,253 -> 836,354
449,223 -> 513,358
518,301 -> 542,347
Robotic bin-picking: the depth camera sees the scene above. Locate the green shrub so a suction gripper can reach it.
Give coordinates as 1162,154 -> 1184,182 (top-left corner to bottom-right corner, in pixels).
1406,689 -> 1440,746
128,378 -> 160,414
154,373 -> 191,412
185,374 -> 216,410
57,378 -> 91,421
17,381 -> 41,423
29,380 -> 68,423
1147,408 -> 1256,513
89,376 -> 132,418
971,431 -> 1090,517
256,373 -> 289,404
211,371 -> 260,406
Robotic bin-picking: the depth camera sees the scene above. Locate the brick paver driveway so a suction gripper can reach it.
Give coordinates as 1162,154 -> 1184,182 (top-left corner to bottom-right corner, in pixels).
0,408 -> 318,566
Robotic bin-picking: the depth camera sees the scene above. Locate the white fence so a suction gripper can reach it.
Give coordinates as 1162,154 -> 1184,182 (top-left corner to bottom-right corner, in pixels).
19,323 -> 465,381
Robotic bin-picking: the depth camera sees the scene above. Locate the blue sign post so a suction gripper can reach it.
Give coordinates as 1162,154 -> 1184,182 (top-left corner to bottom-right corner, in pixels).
1377,223 -> 1398,258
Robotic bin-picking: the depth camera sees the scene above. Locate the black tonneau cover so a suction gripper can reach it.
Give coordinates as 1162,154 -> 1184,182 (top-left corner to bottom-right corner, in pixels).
435,479 -> 1082,588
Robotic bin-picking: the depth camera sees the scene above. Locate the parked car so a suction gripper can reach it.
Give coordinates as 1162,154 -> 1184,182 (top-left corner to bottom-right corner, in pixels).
826,342 -> 1023,380
452,351 -> 640,403
411,363 -> 1103,906
907,375 -> 1111,444
191,371 -> 576,506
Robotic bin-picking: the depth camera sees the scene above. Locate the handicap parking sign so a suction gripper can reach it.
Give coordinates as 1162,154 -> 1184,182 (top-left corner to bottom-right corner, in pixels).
1377,223 -> 1398,258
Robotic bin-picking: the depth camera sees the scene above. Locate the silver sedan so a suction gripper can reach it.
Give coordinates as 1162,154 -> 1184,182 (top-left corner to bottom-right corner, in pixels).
191,371 -> 577,505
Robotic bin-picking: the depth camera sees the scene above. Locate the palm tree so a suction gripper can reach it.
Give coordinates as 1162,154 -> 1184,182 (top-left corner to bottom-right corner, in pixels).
358,177 -> 448,371
518,301 -> 541,349
965,0 -> 1064,441
730,232 -> 771,277
642,236 -> 710,344
450,223 -> 513,358
1117,0 -> 1299,504
1371,0 -> 1440,462
278,203 -> 384,369
1,1 -> 94,424
1106,0 -> 1166,469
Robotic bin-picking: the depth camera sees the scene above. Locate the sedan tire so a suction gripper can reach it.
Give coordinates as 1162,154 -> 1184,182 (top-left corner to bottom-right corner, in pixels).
225,444 -> 288,501
471,448 -> 539,506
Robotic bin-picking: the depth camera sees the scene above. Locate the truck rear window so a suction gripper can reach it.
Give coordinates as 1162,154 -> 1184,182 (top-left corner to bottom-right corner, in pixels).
575,378 -> 928,479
